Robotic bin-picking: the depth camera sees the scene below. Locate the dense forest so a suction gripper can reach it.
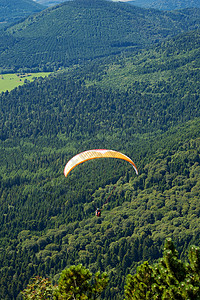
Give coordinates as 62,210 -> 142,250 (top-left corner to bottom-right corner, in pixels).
34,0 -> 200,10
130,0 -> 200,10
1,0 -> 200,72
0,0 -> 200,299
1,25 -> 200,298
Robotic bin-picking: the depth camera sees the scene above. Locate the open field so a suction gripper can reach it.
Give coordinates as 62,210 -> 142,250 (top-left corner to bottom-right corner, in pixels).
0,72 -> 51,92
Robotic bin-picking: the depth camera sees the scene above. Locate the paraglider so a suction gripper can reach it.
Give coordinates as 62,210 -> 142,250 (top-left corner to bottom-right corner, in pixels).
64,149 -> 138,217
64,149 -> 138,177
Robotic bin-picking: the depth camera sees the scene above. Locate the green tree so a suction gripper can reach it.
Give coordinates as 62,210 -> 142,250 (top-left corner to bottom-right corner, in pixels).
21,276 -> 54,299
54,264 -> 108,300
21,265 -> 108,300
124,262 -> 153,300
124,238 -> 200,300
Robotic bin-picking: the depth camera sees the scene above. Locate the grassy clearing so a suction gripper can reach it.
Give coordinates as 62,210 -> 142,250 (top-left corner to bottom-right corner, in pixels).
0,72 -> 51,92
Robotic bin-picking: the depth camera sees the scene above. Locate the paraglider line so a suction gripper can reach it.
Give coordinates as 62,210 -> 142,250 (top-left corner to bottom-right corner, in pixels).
102,184 -> 117,209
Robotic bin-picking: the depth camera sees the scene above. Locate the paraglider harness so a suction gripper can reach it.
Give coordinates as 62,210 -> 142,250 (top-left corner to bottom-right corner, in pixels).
95,208 -> 101,217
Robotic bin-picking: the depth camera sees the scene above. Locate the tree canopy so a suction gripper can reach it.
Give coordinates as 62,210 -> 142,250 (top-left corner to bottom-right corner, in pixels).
124,238 -> 200,299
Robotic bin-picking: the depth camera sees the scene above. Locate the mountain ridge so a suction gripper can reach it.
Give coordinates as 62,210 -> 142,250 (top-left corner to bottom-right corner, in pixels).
129,0 -> 200,10
1,0 -> 200,72
34,0 -> 200,10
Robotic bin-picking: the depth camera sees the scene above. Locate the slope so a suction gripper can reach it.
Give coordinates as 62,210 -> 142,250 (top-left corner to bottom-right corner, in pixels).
1,0 -> 200,72
0,117 -> 200,299
0,0 -> 45,29
128,0 -> 200,10
83,29 -> 200,91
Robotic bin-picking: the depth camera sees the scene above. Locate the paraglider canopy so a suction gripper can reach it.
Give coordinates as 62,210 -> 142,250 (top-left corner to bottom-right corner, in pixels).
64,149 -> 138,177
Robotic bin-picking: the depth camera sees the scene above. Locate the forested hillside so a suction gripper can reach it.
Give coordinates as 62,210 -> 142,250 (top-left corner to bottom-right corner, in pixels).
1,0 -> 200,72
0,0 -> 44,29
0,26 -> 200,298
130,0 -> 200,10
34,0 -> 200,10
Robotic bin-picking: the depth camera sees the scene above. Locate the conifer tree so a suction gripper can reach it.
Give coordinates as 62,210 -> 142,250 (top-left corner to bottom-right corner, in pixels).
21,265 -> 108,300
124,238 -> 200,300
124,261 -> 153,300
54,264 -> 108,300
21,276 -> 54,300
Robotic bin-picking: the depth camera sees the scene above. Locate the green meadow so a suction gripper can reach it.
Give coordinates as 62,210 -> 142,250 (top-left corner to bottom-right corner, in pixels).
0,72 -> 51,92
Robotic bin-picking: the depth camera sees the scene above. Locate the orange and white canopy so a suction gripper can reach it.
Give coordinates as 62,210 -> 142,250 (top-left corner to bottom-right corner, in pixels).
64,149 -> 138,177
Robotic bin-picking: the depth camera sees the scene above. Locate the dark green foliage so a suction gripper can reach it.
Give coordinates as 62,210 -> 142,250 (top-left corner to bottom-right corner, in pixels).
1,0 -> 200,72
54,264 -> 108,299
124,262 -> 154,299
124,239 -> 200,299
21,265 -> 108,300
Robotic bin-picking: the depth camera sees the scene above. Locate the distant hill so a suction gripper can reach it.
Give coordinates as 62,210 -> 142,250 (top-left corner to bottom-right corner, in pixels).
128,0 -> 200,10
0,0 -> 45,28
1,0 -> 200,72
34,0 -> 200,10
33,0 -> 65,6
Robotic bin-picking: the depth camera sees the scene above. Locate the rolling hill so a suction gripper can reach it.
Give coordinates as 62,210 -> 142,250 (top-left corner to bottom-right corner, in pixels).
129,0 -> 200,10
0,0 -> 45,29
34,0 -> 200,10
1,0 -> 200,72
